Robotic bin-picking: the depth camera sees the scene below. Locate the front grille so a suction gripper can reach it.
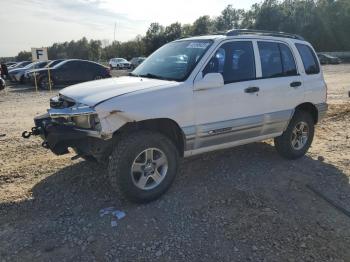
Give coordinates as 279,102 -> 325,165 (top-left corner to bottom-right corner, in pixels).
50,95 -> 75,109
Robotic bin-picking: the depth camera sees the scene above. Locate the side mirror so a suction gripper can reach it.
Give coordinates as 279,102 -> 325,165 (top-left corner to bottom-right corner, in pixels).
194,73 -> 224,91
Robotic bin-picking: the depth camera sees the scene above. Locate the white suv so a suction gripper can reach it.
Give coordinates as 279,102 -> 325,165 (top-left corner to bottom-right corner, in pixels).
109,58 -> 131,70
26,30 -> 327,203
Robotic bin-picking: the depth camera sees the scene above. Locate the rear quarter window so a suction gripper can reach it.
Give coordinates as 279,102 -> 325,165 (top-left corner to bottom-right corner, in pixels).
295,43 -> 320,75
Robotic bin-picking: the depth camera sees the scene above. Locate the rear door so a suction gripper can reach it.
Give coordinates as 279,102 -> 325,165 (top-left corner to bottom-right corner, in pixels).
255,40 -> 304,129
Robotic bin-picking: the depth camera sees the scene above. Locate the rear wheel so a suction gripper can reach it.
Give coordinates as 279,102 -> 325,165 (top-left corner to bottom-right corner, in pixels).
39,76 -> 54,90
274,110 -> 314,159
94,75 -> 102,80
19,75 -> 25,84
108,131 -> 179,203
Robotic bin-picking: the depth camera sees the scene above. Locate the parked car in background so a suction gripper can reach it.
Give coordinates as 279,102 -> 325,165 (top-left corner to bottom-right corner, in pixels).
0,76 -> 5,90
5,62 -> 17,67
9,61 -> 31,69
109,58 -> 131,70
130,57 -> 146,69
317,53 -> 341,65
8,61 -> 50,83
28,59 -> 111,89
24,59 -> 60,83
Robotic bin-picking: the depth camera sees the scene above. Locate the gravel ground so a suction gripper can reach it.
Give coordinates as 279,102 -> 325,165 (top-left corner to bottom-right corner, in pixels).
0,65 -> 349,261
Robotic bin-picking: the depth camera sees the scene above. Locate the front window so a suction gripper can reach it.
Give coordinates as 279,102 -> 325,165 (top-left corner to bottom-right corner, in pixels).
132,40 -> 213,81
203,41 -> 256,84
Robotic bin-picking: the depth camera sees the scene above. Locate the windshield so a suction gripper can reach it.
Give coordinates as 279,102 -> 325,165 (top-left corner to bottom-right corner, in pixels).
25,62 -> 45,69
53,60 -> 68,69
46,60 -> 63,68
132,40 -> 213,81
14,62 -> 29,68
24,63 -> 35,69
34,61 -> 48,68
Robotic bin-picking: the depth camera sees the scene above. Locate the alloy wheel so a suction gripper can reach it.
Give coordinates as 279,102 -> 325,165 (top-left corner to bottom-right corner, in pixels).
291,121 -> 309,150
131,148 -> 168,190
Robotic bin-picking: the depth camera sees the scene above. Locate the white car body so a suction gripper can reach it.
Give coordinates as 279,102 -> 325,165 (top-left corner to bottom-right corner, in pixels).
42,33 -> 327,158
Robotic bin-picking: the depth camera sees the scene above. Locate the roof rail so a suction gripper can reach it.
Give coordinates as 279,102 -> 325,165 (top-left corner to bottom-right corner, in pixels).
226,29 -> 304,40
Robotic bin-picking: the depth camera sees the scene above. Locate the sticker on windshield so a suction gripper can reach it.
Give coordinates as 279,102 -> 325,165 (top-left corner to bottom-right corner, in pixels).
186,42 -> 210,49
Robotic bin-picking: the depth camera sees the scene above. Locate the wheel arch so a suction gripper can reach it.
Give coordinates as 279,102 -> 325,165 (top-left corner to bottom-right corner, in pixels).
113,118 -> 186,157
295,102 -> 319,124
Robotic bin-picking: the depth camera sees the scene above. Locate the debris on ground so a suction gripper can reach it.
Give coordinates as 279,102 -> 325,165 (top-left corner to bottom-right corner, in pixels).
99,207 -> 126,228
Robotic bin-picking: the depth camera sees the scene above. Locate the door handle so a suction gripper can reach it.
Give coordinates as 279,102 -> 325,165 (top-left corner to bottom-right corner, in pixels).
244,86 -> 260,93
290,81 -> 302,88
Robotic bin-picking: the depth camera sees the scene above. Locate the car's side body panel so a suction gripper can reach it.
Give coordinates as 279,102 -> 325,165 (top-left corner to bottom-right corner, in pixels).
83,36 -> 327,157
33,34 -> 327,159
94,80 -> 195,138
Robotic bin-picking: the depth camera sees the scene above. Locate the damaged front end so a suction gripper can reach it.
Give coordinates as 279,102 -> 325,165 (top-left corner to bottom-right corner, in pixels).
22,95 -> 111,160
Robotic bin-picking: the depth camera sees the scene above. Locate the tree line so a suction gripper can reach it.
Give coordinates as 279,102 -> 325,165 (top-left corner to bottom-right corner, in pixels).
12,0 -> 350,62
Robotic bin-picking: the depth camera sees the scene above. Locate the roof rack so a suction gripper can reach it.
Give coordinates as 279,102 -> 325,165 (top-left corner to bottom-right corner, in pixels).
226,29 -> 304,40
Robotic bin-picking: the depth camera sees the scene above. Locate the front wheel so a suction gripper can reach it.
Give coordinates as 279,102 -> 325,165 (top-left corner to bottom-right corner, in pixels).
108,131 -> 179,203
274,110 -> 315,159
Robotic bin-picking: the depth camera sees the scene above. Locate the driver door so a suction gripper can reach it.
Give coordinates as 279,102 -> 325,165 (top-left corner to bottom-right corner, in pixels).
193,40 -> 265,150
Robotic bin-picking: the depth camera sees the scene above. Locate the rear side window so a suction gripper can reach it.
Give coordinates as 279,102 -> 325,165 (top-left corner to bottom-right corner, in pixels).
203,41 -> 256,84
295,43 -> 320,75
258,42 -> 297,78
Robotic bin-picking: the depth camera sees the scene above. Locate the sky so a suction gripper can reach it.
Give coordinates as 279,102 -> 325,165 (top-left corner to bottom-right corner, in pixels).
0,0 -> 258,57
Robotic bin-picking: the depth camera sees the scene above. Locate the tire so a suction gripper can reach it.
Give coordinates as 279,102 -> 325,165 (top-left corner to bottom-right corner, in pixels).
94,75 -> 102,80
19,75 -> 25,84
274,110 -> 315,159
108,131 -> 179,203
39,76 -> 54,90
72,148 -> 97,162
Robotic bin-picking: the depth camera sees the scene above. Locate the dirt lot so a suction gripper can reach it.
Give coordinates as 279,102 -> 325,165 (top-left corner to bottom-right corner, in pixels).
0,65 -> 349,261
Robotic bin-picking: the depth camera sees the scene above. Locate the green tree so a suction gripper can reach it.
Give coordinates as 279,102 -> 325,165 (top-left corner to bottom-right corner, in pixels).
215,5 -> 245,31
16,51 -> 31,61
88,40 -> 102,61
191,16 -> 214,35
144,23 -> 166,55
164,22 -> 182,42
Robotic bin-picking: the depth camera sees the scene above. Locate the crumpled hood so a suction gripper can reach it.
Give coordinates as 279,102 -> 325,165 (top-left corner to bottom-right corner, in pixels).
59,76 -> 175,107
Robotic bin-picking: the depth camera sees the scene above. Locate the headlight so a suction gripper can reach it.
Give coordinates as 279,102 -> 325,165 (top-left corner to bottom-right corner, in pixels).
48,103 -> 101,131
72,114 -> 101,130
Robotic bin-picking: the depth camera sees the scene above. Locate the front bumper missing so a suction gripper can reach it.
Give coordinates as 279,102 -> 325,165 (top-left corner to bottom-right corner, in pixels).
23,113 -> 111,158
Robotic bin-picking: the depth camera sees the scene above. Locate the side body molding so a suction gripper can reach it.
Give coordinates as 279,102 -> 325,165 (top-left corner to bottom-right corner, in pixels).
182,109 -> 294,156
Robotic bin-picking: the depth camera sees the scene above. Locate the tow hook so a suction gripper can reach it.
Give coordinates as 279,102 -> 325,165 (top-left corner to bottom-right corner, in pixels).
22,127 -> 41,139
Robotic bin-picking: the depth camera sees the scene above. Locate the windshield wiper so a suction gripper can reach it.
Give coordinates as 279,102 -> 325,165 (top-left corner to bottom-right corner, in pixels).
138,73 -> 169,80
128,72 -> 138,77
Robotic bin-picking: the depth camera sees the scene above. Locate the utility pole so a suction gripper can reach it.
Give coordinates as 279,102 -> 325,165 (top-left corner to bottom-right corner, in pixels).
114,22 -> 116,42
